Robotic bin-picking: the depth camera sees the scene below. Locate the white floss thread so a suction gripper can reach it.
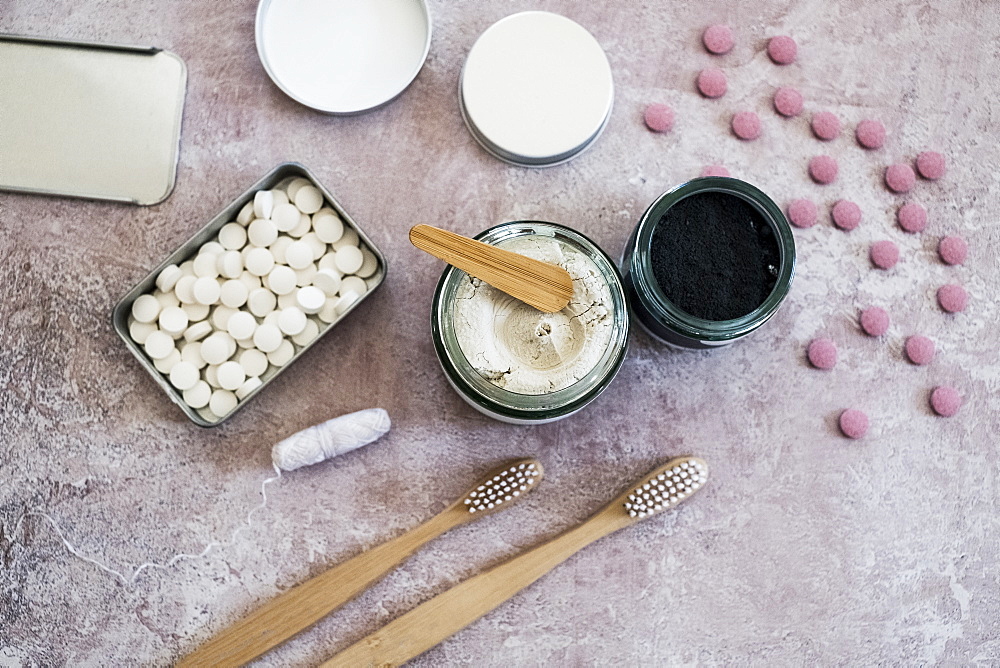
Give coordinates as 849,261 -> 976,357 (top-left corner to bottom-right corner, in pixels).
5,408 -> 391,588
6,466 -> 282,589
272,407 -> 391,471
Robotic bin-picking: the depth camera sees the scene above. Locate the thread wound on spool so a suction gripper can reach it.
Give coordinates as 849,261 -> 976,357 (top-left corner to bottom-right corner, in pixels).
272,408 -> 391,471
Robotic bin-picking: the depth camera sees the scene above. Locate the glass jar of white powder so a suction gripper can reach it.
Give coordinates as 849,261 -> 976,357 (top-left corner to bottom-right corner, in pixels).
431,221 -> 629,424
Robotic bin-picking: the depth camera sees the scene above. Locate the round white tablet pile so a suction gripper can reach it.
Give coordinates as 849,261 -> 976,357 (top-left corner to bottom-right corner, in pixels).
158,306 -> 189,336
129,320 -> 158,344
313,268 -> 342,296
127,178 -> 379,421
184,321 -> 213,342
209,389 -> 238,417
144,330 -> 174,359
169,361 -> 201,391
184,381 -> 212,408
335,246 -> 364,274
217,361 -> 246,391
218,250 -> 243,279
219,223 -> 247,250
193,277 -> 221,305
132,294 -> 161,323
253,323 -> 284,353
200,332 -> 232,366
193,252 -> 220,278
278,307 -> 307,336
156,264 -> 182,292
285,240 -> 313,269
249,218 -> 278,247
154,349 -> 181,373
294,185 -> 323,214
267,339 -> 295,367
313,210 -> 344,243
227,311 -> 257,340
220,280 -> 249,308
236,376 -> 262,400
272,203 -> 301,232
296,286 -> 326,314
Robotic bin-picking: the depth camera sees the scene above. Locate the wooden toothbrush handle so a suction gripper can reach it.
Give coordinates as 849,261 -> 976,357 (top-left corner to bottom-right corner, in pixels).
178,511 -> 459,668
321,508 -> 629,668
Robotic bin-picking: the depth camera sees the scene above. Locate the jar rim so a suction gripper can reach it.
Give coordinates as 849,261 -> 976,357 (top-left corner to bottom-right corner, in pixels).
628,177 -> 796,342
431,221 -> 629,421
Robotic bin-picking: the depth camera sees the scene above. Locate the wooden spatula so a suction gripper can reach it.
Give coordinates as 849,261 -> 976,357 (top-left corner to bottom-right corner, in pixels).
409,224 -> 574,312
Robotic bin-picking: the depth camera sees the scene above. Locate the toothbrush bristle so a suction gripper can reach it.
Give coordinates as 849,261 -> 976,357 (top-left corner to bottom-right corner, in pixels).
623,458 -> 707,518
464,462 -> 539,513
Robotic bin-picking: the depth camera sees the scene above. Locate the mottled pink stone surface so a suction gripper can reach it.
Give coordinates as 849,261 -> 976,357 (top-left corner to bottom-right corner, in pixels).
1,1 -> 998,665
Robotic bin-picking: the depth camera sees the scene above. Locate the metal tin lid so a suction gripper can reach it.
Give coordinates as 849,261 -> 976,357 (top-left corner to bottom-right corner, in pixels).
0,35 -> 186,205
256,0 -> 431,115
459,12 -> 614,168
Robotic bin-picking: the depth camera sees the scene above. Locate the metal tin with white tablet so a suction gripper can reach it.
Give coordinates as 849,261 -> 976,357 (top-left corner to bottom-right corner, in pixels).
459,12 -> 614,167
255,0 -> 431,115
112,163 -> 388,427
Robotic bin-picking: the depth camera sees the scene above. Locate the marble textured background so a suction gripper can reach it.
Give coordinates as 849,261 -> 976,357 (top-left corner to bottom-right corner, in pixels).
2,0 -> 999,665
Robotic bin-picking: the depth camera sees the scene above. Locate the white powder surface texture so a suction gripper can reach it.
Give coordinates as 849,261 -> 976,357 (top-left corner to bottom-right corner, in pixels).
452,235 -> 614,394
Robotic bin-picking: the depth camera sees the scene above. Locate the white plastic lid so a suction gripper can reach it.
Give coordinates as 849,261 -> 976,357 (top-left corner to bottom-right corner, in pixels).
256,0 -> 431,114
460,12 -> 614,167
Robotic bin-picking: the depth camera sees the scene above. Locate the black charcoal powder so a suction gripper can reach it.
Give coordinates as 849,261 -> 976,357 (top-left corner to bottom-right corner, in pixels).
650,191 -> 781,321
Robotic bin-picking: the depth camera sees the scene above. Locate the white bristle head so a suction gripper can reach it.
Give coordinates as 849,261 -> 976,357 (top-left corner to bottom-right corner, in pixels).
462,460 -> 541,513
622,457 -> 707,518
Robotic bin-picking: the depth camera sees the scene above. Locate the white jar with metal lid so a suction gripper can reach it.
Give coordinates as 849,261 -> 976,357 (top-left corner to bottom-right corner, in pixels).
459,12 -> 615,167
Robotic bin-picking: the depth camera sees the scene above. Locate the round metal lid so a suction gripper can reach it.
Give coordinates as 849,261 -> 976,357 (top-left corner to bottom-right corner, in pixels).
460,12 -> 614,167
256,0 -> 431,115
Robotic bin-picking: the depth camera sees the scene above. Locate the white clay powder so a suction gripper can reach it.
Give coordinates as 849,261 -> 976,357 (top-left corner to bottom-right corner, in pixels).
453,235 -> 614,394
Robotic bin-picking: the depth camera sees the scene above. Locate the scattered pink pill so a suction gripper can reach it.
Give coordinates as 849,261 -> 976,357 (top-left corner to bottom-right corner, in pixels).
773,87 -> 803,117
937,283 -> 968,313
811,111 -> 841,140
644,104 -> 674,133
860,306 -> 890,337
701,165 -> 731,178
767,35 -> 797,65
702,25 -> 734,54
839,409 -> 869,439
930,386 -> 961,417
787,199 -> 818,228
807,337 -> 838,370
916,151 -> 946,180
885,163 -> 916,193
896,203 -> 927,233
732,111 -> 761,140
870,240 -> 899,269
938,236 -> 967,265
697,68 -> 728,98
905,335 -> 935,365
809,155 -> 838,184
831,200 -> 862,231
855,119 -> 886,149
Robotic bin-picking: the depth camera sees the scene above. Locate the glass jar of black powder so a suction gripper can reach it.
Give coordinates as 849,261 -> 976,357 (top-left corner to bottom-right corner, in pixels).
621,177 -> 795,348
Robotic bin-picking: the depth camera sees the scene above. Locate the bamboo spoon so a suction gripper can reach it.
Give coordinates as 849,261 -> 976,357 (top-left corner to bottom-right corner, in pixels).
321,456 -> 708,668
409,224 -> 574,313
177,459 -> 544,668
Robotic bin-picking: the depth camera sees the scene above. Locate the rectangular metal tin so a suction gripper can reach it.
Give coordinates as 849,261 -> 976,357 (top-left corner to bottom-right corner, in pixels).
0,33 -> 186,205
112,162 -> 388,426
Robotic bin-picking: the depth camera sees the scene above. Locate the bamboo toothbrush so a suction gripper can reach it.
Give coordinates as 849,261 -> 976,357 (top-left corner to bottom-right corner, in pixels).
409,224 -> 574,313
178,459 -> 544,667
322,455 -> 708,667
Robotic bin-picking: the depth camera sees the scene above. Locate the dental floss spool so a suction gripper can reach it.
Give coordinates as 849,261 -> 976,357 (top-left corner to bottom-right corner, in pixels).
8,408 -> 391,588
272,408 -> 391,471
